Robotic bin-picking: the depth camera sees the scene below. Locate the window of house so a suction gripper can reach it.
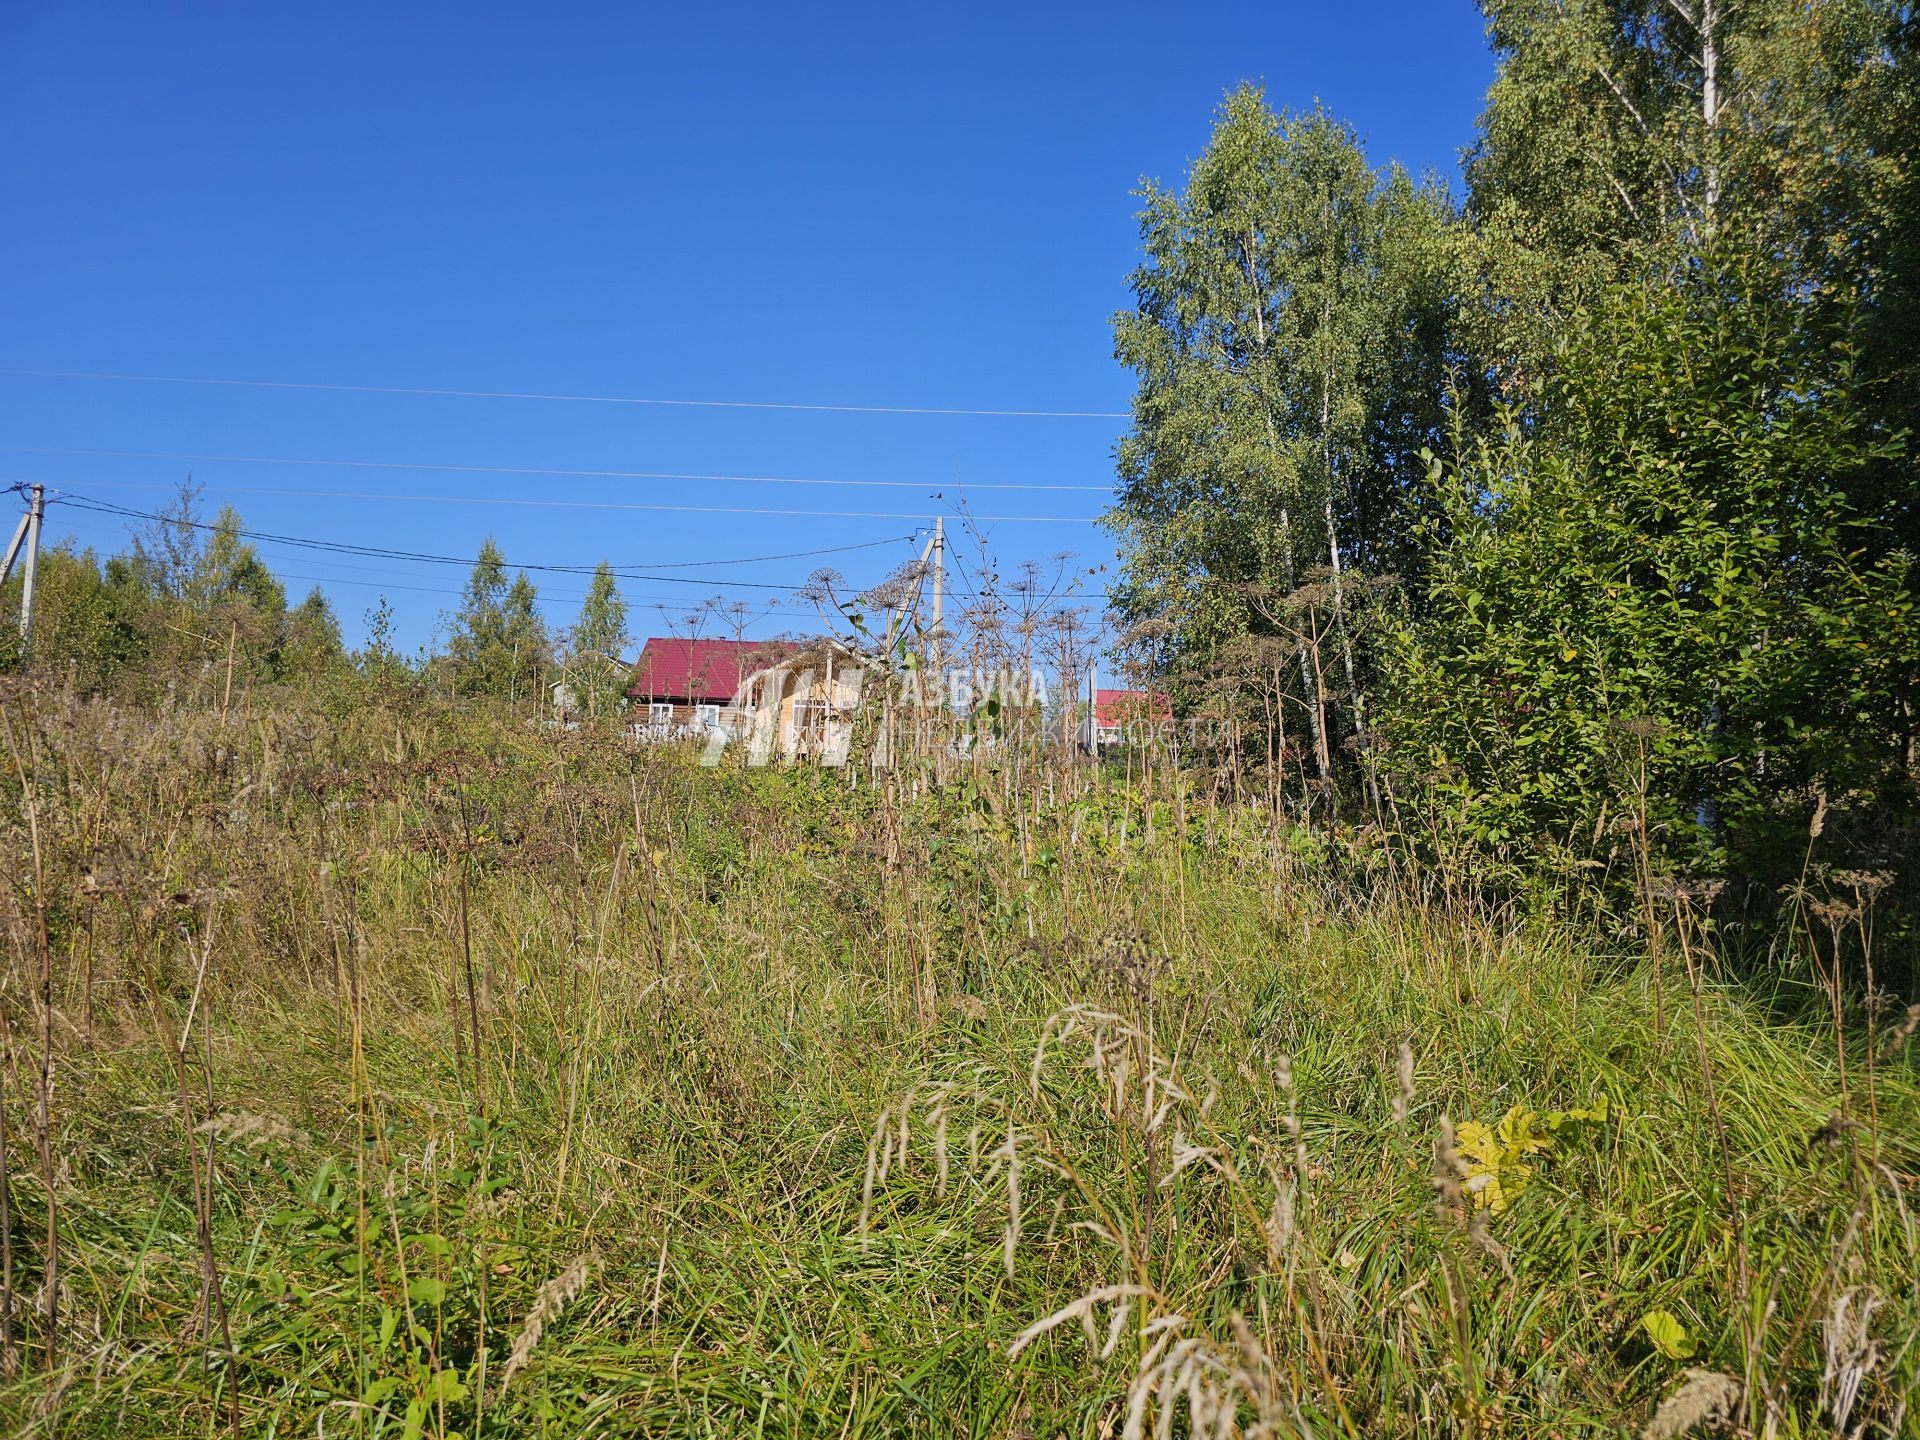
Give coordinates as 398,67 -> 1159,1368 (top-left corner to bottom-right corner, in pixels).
649,702 -> 673,729
695,704 -> 721,730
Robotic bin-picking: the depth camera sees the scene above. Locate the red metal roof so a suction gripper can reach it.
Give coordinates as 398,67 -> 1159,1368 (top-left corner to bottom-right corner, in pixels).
626,638 -> 794,704
1093,688 -> 1172,726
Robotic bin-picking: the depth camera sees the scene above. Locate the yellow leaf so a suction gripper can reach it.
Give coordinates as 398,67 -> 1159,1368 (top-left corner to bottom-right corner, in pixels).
1640,1309 -> 1695,1359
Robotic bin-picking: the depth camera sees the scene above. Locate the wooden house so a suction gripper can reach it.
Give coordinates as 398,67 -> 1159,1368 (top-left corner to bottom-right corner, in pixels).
625,637 -> 794,736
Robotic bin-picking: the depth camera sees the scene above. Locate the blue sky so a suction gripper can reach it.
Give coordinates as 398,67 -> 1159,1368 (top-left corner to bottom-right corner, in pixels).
2,2 -> 1495,653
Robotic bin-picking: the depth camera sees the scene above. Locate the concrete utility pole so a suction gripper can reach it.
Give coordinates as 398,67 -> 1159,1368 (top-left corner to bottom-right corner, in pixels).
0,508 -> 29,591
2,484 -> 44,650
20,483 -> 44,651
929,515 -> 945,680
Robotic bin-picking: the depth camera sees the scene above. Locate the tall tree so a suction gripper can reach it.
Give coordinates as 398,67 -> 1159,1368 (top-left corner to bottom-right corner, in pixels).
279,587 -> 346,679
1107,87 -> 1461,785
448,538 -> 548,701
1390,0 -> 1920,888
501,573 -> 546,705
187,506 -> 285,617
126,478 -> 206,600
565,562 -> 630,718
1467,0 -> 1918,412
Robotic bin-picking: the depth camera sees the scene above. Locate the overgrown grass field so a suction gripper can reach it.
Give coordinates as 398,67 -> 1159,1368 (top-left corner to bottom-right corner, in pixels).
0,685 -> 1913,1437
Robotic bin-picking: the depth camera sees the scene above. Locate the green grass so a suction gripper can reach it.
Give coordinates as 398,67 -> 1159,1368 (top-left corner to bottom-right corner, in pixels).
0,688 -> 1913,1437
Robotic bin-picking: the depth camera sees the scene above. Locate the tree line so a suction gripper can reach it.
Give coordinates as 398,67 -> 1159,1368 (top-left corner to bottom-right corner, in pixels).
0,483 -> 637,718
1107,1 -> 1918,919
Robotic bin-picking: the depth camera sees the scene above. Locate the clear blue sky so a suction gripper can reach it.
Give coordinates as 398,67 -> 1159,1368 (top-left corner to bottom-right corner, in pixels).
2,2 -> 1494,653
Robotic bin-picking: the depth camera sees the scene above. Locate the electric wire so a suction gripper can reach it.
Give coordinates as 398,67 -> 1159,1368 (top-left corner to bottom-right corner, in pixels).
2,368 -> 1131,419
33,486 -> 1120,625
44,515 -> 811,612
31,477 -> 1096,524
50,492 -> 914,592
3,445 -> 1110,493
48,491 -> 1120,605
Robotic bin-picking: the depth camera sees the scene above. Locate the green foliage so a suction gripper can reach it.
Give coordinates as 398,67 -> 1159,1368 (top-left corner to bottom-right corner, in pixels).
121,477 -> 207,600
445,537 -> 550,703
187,505 -> 286,617
1389,243 -> 1915,878
1454,1097 -> 1609,1214
3,493 -> 363,695
0,542 -> 146,686
1108,10 -> 1919,914
1640,1308 -> 1696,1360
1105,86 -> 1465,762
561,561 -> 630,719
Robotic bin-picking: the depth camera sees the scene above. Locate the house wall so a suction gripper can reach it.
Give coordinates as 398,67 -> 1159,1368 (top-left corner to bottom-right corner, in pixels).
630,700 -> 751,733
776,674 -> 834,755
630,655 -> 865,760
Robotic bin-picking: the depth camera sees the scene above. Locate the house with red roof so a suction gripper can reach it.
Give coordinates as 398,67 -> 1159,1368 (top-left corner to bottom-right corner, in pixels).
624,637 -> 795,735
1080,688 -> 1173,750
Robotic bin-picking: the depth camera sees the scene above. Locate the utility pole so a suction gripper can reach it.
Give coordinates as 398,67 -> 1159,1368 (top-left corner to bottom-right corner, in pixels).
21,483 -> 44,651
928,515 -> 944,668
0,504 -> 29,592
3,485 -> 44,651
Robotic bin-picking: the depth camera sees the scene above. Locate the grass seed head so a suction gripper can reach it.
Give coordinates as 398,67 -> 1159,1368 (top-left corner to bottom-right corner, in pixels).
1392,1041 -> 1415,1124
501,1251 -> 597,1392
1432,1116 -> 1467,1221
1640,1369 -> 1741,1440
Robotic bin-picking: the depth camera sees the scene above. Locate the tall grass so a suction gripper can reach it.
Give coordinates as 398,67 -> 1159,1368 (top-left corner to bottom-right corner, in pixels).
0,680 -> 1913,1436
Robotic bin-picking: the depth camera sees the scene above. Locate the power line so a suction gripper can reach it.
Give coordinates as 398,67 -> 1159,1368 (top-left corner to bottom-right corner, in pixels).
41,514 -> 806,605
274,572 -> 795,620
45,496 -> 1121,627
52,492 -> 908,592
29,477 -> 1097,525
2,368 -> 1131,419
4,445 -> 1111,494
50,489 -> 1118,600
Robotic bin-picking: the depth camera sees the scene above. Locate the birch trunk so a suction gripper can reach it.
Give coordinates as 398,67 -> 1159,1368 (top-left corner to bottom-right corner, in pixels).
1319,281 -> 1380,810
1701,0 -> 1720,218
1245,232 -> 1331,783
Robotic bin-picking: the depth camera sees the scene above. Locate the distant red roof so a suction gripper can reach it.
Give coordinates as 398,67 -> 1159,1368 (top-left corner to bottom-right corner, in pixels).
1093,688 -> 1172,726
626,638 -> 795,704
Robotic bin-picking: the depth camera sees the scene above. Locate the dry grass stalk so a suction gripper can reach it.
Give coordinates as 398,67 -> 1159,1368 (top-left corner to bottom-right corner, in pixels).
1264,1163 -> 1295,1260
194,1112 -> 303,1147
1875,1003 -> 1919,1064
500,1251 -> 596,1392
1003,1283 -> 1154,1360
998,1126 -> 1021,1280
1819,1286 -> 1881,1433
1108,1310 -> 1287,1440
2,704 -> 60,1376
1391,1041 -> 1415,1125
1640,1369 -> 1741,1439
1275,1054 -> 1307,1176
1431,1117 -> 1467,1222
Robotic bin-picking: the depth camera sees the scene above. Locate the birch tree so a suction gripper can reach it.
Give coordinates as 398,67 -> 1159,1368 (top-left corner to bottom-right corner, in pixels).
566,562 -> 630,718
1107,86 -> 1459,789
